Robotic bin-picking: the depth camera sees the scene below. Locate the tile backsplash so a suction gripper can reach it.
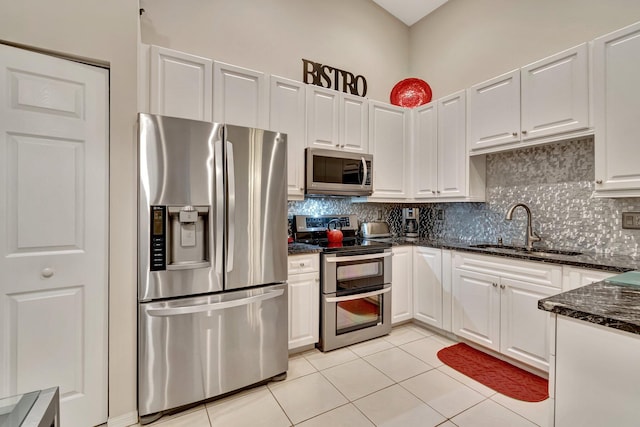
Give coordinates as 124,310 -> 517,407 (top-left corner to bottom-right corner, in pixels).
288,137 -> 640,256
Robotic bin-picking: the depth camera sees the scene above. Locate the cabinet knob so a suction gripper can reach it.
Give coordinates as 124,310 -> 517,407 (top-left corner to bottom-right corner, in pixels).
431,190 -> 436,194
41,267 -> 54,278
522,130 -> 528,135
512,132 -> 518,137
492,283 -> 497,287
335,144 -> 340,147
299,262 -> 304,267
315,278 -> 319,282
436,190 -> 441,194
595,180 -> 603,184
500,284 -> 505,289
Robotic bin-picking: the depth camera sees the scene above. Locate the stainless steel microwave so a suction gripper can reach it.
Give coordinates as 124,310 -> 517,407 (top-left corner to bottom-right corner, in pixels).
305,148 -> 373,196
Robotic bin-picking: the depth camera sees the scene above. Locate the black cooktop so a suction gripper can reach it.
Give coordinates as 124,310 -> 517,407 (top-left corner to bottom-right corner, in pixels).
294,236 -> 391,253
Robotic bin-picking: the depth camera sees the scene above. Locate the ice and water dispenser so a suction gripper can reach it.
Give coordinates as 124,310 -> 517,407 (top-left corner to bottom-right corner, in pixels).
149,205 -> 210,271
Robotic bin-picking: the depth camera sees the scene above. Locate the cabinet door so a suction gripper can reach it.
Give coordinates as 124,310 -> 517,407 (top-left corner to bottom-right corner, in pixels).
500,277 -> 556,371
391,246 -> 413,324
213,61 -> 268,129
413,102 -> 438,199
467,70 -> 520,152
369,101 -> 409,199
340,93 -> 369,153
562,266 -> 614,291
413,247 -> 442,329
594,22 -> 640,195
270,76 -> 306,200
149,45 -> 213,121
306,86 -> 340,149
521,43 -> 589,141
452,268 -> 500,351
288,272 -> 319,350
437,91 -> 467,198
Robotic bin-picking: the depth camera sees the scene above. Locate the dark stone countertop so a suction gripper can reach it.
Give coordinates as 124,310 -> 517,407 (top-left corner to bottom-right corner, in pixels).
538,280 -> 640,335
288,238 -> 639,272
287,243 -> 323,255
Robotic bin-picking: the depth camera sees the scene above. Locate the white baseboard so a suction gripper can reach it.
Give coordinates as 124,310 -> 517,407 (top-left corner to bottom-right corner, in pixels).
107,410 -> 139,427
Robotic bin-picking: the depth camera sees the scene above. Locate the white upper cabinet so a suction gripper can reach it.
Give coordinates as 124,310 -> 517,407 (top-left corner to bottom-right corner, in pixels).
467,43 -> 590,154
412,102 -> 438,198
213,61 -> 268,129
269,76 -> 307,200
467,70 -> 521,152
368,101 -> 410,200
148,45 -> 213,121
306,86 -> 368,153
593,22 -> 640,196
521,43 -> 589,140
413,91 -> 485,202
306,86 -> 340,149
340,93 -> 369,153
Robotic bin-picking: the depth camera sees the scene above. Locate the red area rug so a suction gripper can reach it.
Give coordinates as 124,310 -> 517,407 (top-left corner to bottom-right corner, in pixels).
437,343 -> 548,402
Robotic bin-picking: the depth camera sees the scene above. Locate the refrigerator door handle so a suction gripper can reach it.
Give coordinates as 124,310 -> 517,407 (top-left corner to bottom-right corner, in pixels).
226,140 -> 236,273
215,139 -> 224,275
146,289 -> 284,317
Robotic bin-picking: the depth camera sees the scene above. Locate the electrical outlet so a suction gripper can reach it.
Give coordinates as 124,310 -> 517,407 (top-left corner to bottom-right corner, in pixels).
622,212 -> 640,229
376,209 -> 383,220
435,208 -> 444,221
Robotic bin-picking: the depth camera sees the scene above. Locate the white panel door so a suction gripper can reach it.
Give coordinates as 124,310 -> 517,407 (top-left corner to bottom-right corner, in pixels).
287,272 -> 319,350
413,102 -> 438,199
339,93 -> 368,153
467,70 -> 520,152
270,76 -> 306,199
214,61 -> 268,129
391,246 -> 413,324
149,45 -> 213,121
0,44 -> 108,427
521,43 -> 590,140
500,278 -> 556,371
437,91 -> 467,198
413,247 -> 443,329
593,21 -> 640,195
306,86 -> 340,149
369,101 -> 408,199
452,269 -> 500,351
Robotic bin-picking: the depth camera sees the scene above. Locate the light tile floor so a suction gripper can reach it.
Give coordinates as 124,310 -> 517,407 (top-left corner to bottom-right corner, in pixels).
137,323 -> 550,427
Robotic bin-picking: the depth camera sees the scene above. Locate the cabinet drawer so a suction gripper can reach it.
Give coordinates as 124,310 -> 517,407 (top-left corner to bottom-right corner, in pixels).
453,252 -> 562,289
288,254 -> 320,275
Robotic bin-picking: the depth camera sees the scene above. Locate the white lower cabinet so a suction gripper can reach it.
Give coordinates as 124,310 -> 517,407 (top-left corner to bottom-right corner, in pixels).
452,252 -> 562,371
391,246 -> 413,324
412,246 -> 443,329
287,254 -> 319,350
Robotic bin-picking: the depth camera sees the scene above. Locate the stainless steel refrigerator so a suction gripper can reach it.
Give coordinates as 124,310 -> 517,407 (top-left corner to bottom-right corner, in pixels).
137,113 -> 288,423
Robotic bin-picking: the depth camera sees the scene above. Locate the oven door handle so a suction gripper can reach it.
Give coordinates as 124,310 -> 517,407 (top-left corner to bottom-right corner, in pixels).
146,289 -> 284,317
325,286 -> 391,303
324,252 -> 392,263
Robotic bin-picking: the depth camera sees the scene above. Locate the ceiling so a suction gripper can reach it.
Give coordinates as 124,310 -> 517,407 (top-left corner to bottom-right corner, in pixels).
371,0 -> 449,26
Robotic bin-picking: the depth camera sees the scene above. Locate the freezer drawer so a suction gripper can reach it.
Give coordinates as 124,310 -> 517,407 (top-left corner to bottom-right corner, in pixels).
138,284 -> 288,417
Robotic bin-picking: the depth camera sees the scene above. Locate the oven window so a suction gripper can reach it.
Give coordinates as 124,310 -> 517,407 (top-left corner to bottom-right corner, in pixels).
335,260 -> 384,292
336,294 -> 382,335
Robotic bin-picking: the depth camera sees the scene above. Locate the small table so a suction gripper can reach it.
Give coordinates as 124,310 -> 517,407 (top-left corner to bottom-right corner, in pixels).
0,387 -> 59,427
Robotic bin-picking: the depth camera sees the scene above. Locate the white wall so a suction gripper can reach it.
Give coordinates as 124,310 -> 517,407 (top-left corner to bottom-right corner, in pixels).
409,0 -> 640,99
140,0 -> 410,102
0,1 -> 139,423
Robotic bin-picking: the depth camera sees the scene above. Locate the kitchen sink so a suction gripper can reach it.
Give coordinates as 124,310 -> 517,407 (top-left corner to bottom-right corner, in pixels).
469,244 -> 582,257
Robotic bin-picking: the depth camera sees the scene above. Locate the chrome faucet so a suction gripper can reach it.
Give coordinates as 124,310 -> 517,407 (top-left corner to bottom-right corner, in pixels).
505,203 -> 541,250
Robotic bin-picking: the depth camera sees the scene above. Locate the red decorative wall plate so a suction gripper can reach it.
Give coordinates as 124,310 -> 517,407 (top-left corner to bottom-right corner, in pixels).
390,78 -> 432,108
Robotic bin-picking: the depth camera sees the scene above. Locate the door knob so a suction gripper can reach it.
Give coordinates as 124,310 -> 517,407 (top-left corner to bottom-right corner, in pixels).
41,268 -> 54,278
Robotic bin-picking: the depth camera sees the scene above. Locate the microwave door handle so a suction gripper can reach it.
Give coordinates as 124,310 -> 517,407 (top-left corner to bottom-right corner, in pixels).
226,140 -> 235,273
325,286 -> 390,303
215,139 -> 224,275
146,289 -> 284,317
360,156 -> 368,188
324,252 -> 392,263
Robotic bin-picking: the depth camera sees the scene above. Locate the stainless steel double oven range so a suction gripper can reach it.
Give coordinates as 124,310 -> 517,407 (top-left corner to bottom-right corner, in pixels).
293,215 -> 392,351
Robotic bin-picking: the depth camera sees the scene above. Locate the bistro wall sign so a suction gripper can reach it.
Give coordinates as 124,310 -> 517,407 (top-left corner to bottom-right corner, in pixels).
302,59 -> 368,97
